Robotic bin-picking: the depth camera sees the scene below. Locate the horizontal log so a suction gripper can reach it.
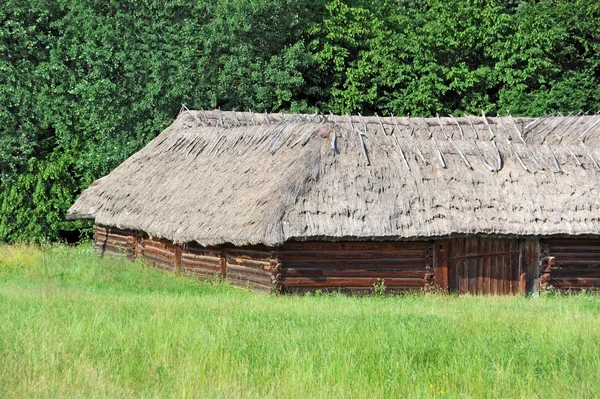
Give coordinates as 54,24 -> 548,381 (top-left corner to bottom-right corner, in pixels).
281,268 -> 430,279
226,248 -> 274,261
95,248 -> 134,259
142,252 -> 174,266
226,256 -> 270,270
94,232 -> 135,244
180,260 -> 220,272
543,239 -> 600,247
227,264 -> 272,279
278,249 -> 428,260
549,278 -> 600,288
182,246 -> 221,258
181,254 -> 220,265
544,253 -> 600,260
553,260 -> 600,268
95,226 -> 136,237
282,241 -> 430,251
280,277 -> 428,288
548,246 -> 600,254
142,245 -> 175,259
227,271 -> 272,287
141,239 -> 176,252
551,269 -> 600,278
283,258 -> 427,269
94,243 -> 134,255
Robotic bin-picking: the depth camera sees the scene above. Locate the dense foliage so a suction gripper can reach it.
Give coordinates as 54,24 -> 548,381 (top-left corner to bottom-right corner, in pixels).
1,0 -> 600,241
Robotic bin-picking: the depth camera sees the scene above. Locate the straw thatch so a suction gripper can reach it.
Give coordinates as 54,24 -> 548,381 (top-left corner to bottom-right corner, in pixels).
68,110 -> 600,247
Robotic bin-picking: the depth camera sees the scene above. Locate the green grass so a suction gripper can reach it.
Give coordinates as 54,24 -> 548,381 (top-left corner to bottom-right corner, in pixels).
1,244 -> 599,398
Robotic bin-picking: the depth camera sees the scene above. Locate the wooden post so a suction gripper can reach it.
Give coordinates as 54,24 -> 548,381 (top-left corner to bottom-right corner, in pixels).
174,245 -> 182,275
433,240 -> 449,291
523,239 -> 540,296
220,248 -> 227,280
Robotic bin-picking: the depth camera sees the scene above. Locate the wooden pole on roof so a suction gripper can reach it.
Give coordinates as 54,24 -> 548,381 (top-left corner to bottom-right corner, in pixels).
464,114 -> 479,139
392,133 -> 411,171
330,112 -> 337,152
579,114 -> 600,143
437,114 -> 472,170
375,113 -> 387,135
449,114 -> 464,139
182,104 -> 202,126
392,114 -> 427,163
349,114 -> 370,166
581,142 -> 600,171
506,138 -> 529,172
471,139 -> 496,172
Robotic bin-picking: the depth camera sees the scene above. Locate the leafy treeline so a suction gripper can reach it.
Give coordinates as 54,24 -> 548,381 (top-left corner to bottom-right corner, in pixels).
1,0 -> 600,242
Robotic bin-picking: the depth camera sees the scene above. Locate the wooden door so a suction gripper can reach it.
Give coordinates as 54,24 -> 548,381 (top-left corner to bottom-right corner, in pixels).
447,237 -> 521,295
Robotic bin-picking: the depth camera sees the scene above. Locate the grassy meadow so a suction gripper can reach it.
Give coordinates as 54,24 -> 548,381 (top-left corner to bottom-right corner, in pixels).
1,244 -> 599,398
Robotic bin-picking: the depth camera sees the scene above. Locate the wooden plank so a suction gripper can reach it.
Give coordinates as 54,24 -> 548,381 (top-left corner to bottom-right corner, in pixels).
553,260 -> 600,268
544,239 -> 600,247
283,258 -> 427,269
225,248 -> 274,262
281,241 -> 429,251
278,249 -> 427,260
547,246 -> 600,254
433,240 -> 449,291
280,277 -> 428,288
174,245 -> 182,275
180,261 -> 220,272
476,239 -> 484,295
519,240 -> 526,295
483,239 -> 491,294
281,268 -> 430,279
549,278 -> 600,288
220,248 -> 227,279
228,264 -> 273,279
525,239 -> 539,295
552,269 -> 600,278
468,238 -> 477,293
227,271 -> 272,287
181,254 -> 221,265
226,256 -> 271,269
142,245 -> 175,259
544,252 -> 600,260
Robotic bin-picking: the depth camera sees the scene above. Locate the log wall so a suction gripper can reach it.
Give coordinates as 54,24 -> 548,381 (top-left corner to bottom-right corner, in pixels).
93,224 -> 600,294
276,241 -> 433,294
540,238 -> 600,291
93,225 -> 137,259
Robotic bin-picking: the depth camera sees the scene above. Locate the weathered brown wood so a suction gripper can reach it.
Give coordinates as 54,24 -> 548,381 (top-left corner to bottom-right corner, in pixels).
543,239 -> 600,247
143,252 -> 175,269
281,241 -> 429,251
181,254 -> 221,265
552,260 -> 600,268
174,245 -> 182,275
525,239 -> 539,295
226,256 -> 271,270
552,269 -> 600,278
227,264 -> 273,279
141,240 -> 176,252
142,245 -> 175,259
549,278 -> 600,288
226,248 -> 274,261
94,232 -> 135,244
182,246 -> 221,258
468,239 -> 477,293
280,277 -> 428,288
433,240 -> 449,290
283,258 -> 427,269
220,248 -> 227,279
278,249 -> 427,260
281,268 -> 430,279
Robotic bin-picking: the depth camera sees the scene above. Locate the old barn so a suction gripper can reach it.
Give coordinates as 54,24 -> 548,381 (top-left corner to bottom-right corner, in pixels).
67,110 -> 600,295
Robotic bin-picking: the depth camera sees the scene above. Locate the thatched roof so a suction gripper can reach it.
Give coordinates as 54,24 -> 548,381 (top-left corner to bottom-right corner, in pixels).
68,109 -> 600,246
